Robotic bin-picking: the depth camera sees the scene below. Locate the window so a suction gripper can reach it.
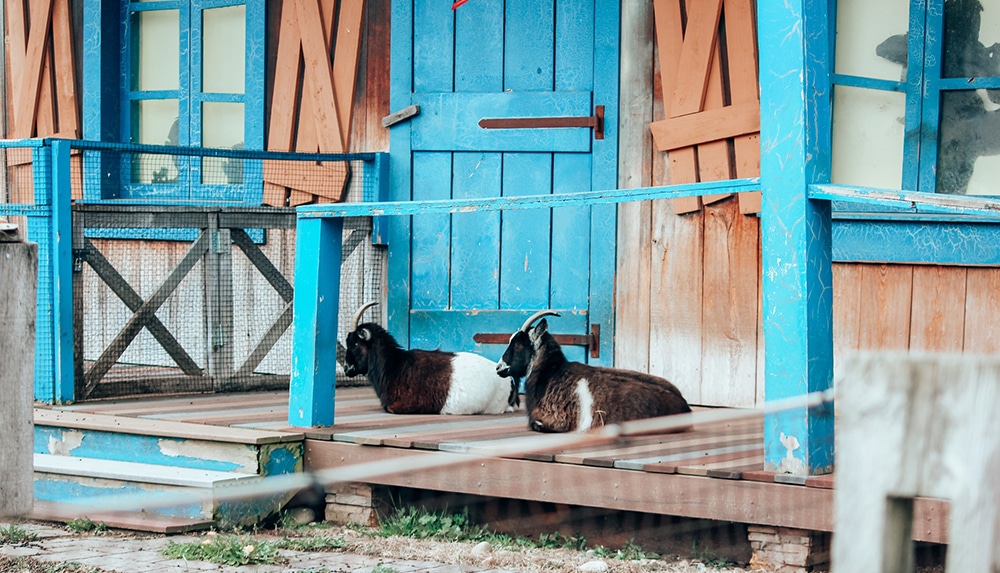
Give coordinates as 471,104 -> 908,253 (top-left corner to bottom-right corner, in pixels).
831,0 -> 1000,196
83,0 -> 264,202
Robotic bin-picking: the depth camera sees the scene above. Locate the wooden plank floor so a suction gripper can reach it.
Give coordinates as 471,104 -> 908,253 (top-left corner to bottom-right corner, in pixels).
44,387 -> 948,544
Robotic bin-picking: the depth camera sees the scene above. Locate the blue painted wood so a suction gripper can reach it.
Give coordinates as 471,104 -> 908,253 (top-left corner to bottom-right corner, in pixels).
288,216 -> 343,428
903,0 -> 928,191
408,309 -> 589,359
455,0 -> 503,91
28,148 -> 56,403
758,0 -> 835,475
409,91 -> 595,152
505,0 -> 554,91
500,153 -> 552,310
50,141 -> 75,404
917,0 -> 942,192
589,0 -> 620,366
830,74 -> 903,92
550,155 -> 591,311
413,0 -> 454,92
451,153 -> 501,310
832,219 -> 1000,265
387,0 -> 415,351
411,152 -> 452,310
812,183 -> 1000,218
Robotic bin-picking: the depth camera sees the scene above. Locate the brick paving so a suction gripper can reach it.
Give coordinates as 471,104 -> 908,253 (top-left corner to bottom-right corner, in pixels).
1,522 -> 517,573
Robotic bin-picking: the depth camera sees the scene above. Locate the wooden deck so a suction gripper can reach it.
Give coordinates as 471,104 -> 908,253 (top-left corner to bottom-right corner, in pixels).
44,387 -> 948,544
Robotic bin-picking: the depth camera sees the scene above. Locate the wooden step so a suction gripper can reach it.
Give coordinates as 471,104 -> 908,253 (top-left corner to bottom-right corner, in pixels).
34,408 -> 304,476
33,453 -> 263,523
29,500 -> 215,534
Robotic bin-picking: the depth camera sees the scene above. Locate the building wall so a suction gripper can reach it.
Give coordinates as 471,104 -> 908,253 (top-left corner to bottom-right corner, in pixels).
614,1 -> 1000,409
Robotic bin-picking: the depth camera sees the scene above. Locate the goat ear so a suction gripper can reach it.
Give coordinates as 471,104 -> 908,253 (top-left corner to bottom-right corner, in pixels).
529,319 -> 548,346
359,327 -> 372,341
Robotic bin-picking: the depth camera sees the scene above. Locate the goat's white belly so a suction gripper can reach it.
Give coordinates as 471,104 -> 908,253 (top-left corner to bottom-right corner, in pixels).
440,353 -> 512,415
575,378 -> 595,431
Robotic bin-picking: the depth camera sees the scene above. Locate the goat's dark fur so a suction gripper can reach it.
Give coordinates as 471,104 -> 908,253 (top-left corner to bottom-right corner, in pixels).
344,303 -> 513,415
497,315 -> 691,432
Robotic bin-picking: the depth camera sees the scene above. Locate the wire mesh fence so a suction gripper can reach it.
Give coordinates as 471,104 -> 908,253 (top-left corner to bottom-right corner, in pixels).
0,140 -> 384,401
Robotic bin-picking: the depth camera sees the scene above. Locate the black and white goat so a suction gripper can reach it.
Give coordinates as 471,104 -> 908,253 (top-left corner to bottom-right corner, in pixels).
344,302 -> 516,415
496,310 -> 692,432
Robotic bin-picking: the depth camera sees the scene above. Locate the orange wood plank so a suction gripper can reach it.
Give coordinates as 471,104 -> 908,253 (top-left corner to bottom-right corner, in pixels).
295,0 -> 344,153
360,0 -> 391,152
263,182 -> 289,207
333,0 -> 365,151
262,160 -> 349,198
51,0 -> 79,136
908,265 -> 966,352
5,0 -> 27,135
267,2 -> 303,151
858,264 -> 913,351
653,0 -> 701,213
724,0 -> 762,213
12,0 -> 54,138
964,268 -> 1000,353
289,189 -> 315,206
696,36 -> 732,204
669,0 -> 724,117
293,0 -> 336,153
36,42 -> 57,136
650,102 -> 760,152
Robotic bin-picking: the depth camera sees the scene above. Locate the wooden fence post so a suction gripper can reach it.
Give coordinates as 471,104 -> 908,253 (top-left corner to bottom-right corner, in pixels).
834,352 -> 1000,573
0,237 -> 37,516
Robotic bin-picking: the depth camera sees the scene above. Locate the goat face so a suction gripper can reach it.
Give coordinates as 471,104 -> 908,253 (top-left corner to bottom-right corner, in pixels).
343,326 -> 374,377
496,318 -> 549,378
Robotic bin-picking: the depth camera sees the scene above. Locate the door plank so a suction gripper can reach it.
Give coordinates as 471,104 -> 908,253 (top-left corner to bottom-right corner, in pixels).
909,266 -> 966,352
500,153 -> 553,310
411,152 -> 453,310
504,0 -> 555,91
650,103 -> 760,151
451,153 -> 501,310
11,0 -> 54,137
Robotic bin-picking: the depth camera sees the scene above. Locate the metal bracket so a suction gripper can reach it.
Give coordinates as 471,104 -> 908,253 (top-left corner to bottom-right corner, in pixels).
478,105 -> 604,140
474,323 -> 600,359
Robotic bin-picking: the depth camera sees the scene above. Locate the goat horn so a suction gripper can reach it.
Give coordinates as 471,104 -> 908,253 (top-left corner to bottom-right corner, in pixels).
518,310 -> 561,333
350,301 -> 379,331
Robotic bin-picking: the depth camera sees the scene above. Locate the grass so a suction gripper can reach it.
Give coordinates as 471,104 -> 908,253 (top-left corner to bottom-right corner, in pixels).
65,517 -> 107,534
370,506 -> 662,561
0,524 -> 39,545
371,564 -> 399,573
161,530 -> 345,566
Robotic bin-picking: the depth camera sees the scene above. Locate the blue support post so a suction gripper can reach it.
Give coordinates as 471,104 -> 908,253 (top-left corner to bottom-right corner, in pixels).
758,0 -> 835,474
50,140 -> 75,403
289,216 -> 343,427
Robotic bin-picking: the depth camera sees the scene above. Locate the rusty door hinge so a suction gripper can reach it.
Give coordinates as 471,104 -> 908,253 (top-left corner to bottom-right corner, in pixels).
478,105 -> 604,140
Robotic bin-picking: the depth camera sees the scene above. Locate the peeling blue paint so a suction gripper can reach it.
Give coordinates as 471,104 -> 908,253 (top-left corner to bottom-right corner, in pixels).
259,443 -> 303,476
33,478 -> 204,519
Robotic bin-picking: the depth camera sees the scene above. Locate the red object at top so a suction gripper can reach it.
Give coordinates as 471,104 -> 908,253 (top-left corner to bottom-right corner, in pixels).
452,0 -> 470,9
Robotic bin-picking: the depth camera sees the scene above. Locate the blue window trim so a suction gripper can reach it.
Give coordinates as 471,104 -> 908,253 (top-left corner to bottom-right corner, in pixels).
826,0 -> 1000,266
82,0 -> 265,205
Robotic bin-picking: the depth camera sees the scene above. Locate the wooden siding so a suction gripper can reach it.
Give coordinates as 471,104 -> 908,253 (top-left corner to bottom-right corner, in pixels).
615,3 -> 1000,409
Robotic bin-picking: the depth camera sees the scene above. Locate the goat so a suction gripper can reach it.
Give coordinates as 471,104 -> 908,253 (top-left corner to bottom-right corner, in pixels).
496,310 -> 692,432
344,302 -> 516,415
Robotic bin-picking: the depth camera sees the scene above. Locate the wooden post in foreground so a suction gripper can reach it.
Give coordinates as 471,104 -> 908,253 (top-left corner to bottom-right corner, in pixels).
833,352 -> 1000,573
0,235 -> 37,516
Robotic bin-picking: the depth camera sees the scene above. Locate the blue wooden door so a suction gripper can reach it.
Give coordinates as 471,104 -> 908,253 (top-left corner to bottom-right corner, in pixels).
387,0 -> 619,365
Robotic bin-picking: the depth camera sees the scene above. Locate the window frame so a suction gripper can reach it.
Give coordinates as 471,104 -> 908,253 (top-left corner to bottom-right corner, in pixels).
82,0 -> 265,204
